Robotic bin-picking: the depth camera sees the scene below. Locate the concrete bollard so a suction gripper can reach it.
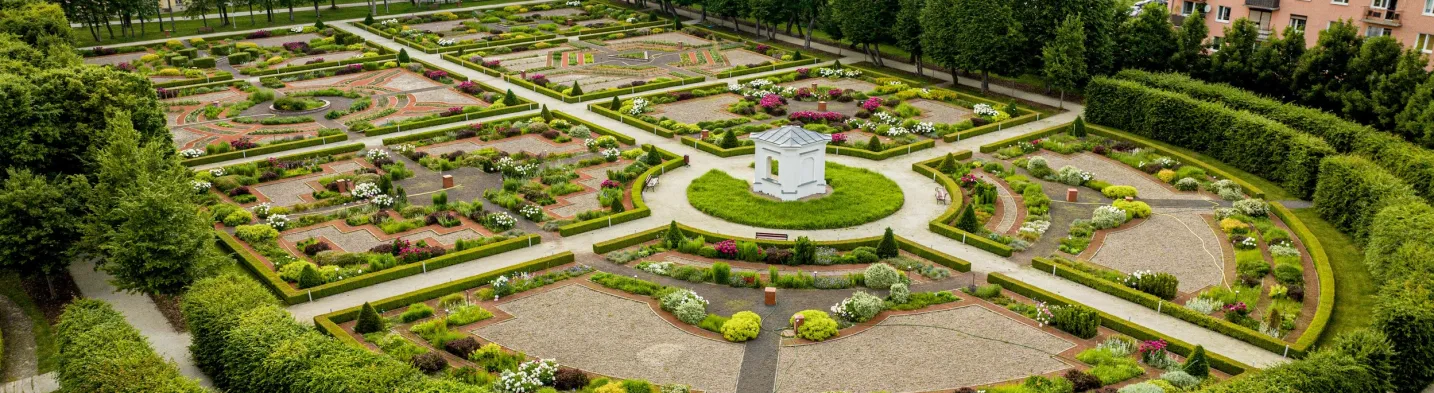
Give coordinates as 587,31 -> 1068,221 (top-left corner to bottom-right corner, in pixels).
764,287 -> 777,306
442,174 -> 454,189
1067,188 -> 1078,202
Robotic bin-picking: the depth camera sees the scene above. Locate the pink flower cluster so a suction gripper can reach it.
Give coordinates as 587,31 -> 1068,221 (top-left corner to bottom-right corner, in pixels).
861,97 -> 883,111
714,240 -> 737,256
424,70 -> 449,80
282,42 -> 309,52
442,107 -> 464,117
1138,339 -> 1168,354
754,44 -> 771,54
758,94 -> 784,109
787,111 -> 846,123
1224,302 -> 1248,314
456,81 -> 481,94
793,88 -> 813,99
827,89 -> 844,98
959,174 -> 979,188
1031,139 -> 1043,145
601,179 -> 621,188
831,133 -> 848,144
796,67 -> 810,77
247,30 -> 272,39
483,60 -> 501,68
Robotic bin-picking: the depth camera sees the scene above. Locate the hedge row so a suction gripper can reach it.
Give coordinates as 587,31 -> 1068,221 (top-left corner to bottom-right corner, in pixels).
153,71 -> 234,89
1084,77 -> 1334,198
911,152 -> 1014,257
986,273 -> 1253,375
56,299 -> 206,392
1313,155 -> 1421,243
217,230 -> 541,304
1087,125 -> 1267,199
942,111 -> 1042,142
363,103 -> 537,137
675,126 -> 936,161
1031,257 -> 1311,357
439,38 -> 569,77
589,222 -> 972,272
207,143 -> 365,172
181,134 -> 350,167
715,57 -> 821,78
1365,201 -> 1434,282
1269,201 -> 1336,352
501,71 -> 707,103
315,252 -> 577,347
429,33 -> 559,54
978,123 -> 1071,153
1114,70 -> 1434,203
241,53 -> 399,76
379,111 -> 553,145
562,20 -> 668,36
182,276 -> 484,393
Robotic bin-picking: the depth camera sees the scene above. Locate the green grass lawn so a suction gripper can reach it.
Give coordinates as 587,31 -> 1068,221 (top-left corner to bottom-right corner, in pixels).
1294,207 -> 1376,347
0,272 -> 57,377
74,0 -> 522,46
687,162 -> 904,229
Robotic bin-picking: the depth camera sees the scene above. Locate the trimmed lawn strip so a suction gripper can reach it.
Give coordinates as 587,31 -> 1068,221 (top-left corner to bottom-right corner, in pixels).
1293,208 -> 1374,347
686,162 -> 903,229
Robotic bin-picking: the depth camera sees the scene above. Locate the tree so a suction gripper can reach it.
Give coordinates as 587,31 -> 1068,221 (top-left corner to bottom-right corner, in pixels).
832,0 -> 895,65
876,228 -> 898,258
314,18 -> 324,29
0,0 -> 76,54
0,169 -> 87,294
297,263 -> 323,288
1118,2 -> 1175,71
892,0 -> 925,75
643,145 -> 662,166
1396,74 -> 1434,144
956,203 -> 979,232
397,48 -> 410,63
609,194 -> 625,213
1291,19 -> 1363,112
866,135 -> 882,152
355,302 -> 384,334
1210,18 -> 1261,87
1373,273 -> 1434,392
569,81 -> 583,96
663,221 -> 684,248
502,89 -> 519,105
720,130 -> 738,148
792,236 -> 814,265
1184,345 -> 1210,378
1071,116 -> 1087,137
610,95 -> 621,110
1341,36 -> 1404,125
1251,26 -> 1305,100
937,153 -> 957,173
1170,9 -> 1208,76
1078,0 -> 1121,76
1042,14 -> 1086,108
91,112 -> 222,295
706,0 -> 748,33
919,0 -> 960,83
1367,50 -> 1430,131
540,104 -> 552,121
364,13 -> 374,24
951,0 -> 1024,93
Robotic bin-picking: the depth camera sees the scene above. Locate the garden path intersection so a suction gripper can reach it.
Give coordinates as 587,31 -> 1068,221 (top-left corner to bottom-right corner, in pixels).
27,10 -> 1299,393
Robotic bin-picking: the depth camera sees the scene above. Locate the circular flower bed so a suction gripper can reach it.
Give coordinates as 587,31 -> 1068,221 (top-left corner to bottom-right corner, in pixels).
685,162 -> 903,229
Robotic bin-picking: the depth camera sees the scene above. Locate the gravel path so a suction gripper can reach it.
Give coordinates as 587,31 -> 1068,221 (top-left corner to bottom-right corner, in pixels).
908,99 -> 974,125
477,284 -> 745,393
1036,153 -> 1205,200
774,306 -> 1073,393
977,172 -> 1019,234
651,94 -> 743,125
0,294 -> 38,382
1089,208 -> 1226,293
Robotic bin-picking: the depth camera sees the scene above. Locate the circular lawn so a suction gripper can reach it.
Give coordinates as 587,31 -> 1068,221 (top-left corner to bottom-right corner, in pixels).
686,162 -> 904,229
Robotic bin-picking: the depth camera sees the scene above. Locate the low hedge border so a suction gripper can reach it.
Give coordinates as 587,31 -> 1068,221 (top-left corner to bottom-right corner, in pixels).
563,20 -> 668,37
590,222 -> 971,272
977,122 -> 1072,153
240,53 -> 399,77
314,252 -> 577,348
1087,124 -> 1267,199
217,230 -> 542,305
911,152 -> 1015,257
501,72 -> 709,103
1270,201 -> 1334,352
589,102 -> 675,137
713,57 -> 821,79
181,134 -> 350,167
379,111 -> 546,145
428,33 -> 560,54
986,272 -> 1253,376
1029,256 -> 1313,358
361,102 -> 537,137
160,80 -> 250,98
153,72 -> 235,89
440,38 -> 569,77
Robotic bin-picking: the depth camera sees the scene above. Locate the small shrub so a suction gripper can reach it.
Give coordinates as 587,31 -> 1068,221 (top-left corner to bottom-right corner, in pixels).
1065,369 -> 1102,392
1113,200 -> 1152,219
1175,177 -> 1200,191
444,337 -> 480,358
1101,185 -> 1138,199
399,303 -> 435,323
835,291 -> 884,322
888,282 -> 910,303
1052,305 -> 1100,339
721,311 -> 761,342
790,310 -> 839,341
554,368 -> 588,390
411,351 -> 448,373
864,263 -> 902,290
973,284 -> 1003,299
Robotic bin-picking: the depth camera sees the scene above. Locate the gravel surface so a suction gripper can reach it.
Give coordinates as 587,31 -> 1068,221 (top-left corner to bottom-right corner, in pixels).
610,32 -> 714,46
477,284 -> 745,393
254,175 -> 322,207
651,94 -> 743,125
908,99 -> 975,125
240,33 -> 322,48
0,293 -> 38,381
977,172 -> 1019,234
1090,208 -> 1225,293
1037,153 -> 1203,200
720,49 -> 777,67
775,306 -> 1073,393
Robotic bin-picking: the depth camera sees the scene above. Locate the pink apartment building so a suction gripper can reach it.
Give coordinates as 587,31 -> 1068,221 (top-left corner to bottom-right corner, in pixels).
1168,0 -> 1434,53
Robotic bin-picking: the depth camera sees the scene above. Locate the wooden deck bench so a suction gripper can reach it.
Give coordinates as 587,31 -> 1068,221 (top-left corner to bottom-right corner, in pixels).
754,232 -> 788,241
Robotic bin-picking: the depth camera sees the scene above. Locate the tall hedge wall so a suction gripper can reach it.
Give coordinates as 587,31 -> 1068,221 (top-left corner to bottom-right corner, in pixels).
1084,77 -> 1334,198
181,273 -> 280,388
1114,69 -> 1434,203
1365,202 -> 1434,282
1312,155 -> 1420,243
1373,273 -> 1434,392
56,299 -> 206,393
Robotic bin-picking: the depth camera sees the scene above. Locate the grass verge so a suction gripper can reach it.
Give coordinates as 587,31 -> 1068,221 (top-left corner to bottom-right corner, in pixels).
686,162 -> 903,229
1293,207 -> 1375,347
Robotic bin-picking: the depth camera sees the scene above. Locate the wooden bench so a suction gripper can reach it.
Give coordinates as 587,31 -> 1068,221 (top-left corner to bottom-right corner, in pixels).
644,176 -> 659,191
755,232 -> 788,241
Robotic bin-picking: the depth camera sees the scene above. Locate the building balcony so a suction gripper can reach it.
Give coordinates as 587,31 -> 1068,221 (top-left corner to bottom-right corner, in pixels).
1258,29 -> 1273,41
1245,0 -> 1279,10
1171,13 -> 1187,26
1363,6 -> 1402,27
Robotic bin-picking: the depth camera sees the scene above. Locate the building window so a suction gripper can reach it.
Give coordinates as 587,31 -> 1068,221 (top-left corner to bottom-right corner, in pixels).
1367,26 -> 1393,36
1332,0 -> 1348,4
1182,0 -> 1197,15
1425,0 -> 1433,14
1213,36 -> 1225,48
1372,0 -> 1391,8
1418,34 -> 1434,54
1290,15 -> 1308,31
1216,6 -> 1232,21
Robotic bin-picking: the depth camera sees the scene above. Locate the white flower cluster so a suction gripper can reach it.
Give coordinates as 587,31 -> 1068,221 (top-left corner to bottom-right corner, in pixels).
973,103 -> 999,118
1154,157 -> 1180,168
601,148 -> 621,160
289,26 -> 303,33
496,157 -> 537,178
1019,220 -> 1050,236
519,204 -> 542,220
371,194 -> 395,208
1236,236 -> 1257,248
625,17 -> 637,23
436,38 -> 455,46
911,122 -> 935,134
727,78 -> 794,98
815,67 -> 861,78
497,359 -> 558,393
364,149 -> 389,161
886,126 -> 910,137
873,111 -> 901,125
565,0 -> 581,5
488,211 -> 516,227
267,214 -> 290,230
638,261 -> 674,275
583,138 -> 597,149
209,168 -> 226,177
628,98 -> 649,115
1032,301 -> 1054,327
1123,270 -> 1156,288
352,182 -> 380,198
392,144 -> 416,154
191,180 -> 212,193
252,203 -> 272,218
1185,297 -> 1223,315
180,149 -> 205,158
380,19 -> 399,25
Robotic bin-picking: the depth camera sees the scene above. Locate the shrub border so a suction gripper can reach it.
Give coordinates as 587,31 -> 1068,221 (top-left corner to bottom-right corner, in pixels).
911,151 -> 1015,257
216,229 -> 542,305
987,272 -> 1253,375
313,252 -> 577,348
181,134 -> 351,167
590,222 -> 972,272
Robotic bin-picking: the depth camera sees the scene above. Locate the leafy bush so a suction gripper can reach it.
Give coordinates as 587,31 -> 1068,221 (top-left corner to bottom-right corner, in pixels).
1091,205 -> 1129,229
790,310 -> 839,341
721,311 -> 761,342
445,304 -> 494,326
554,368 -> 589,390
1113,200 -> 1152,218
235,224 -> 278,242
1314,155 -> 1420,242
399,303 -> 435,323
888,282 -> 910,303
412,351 -> 448,373
1130,271 -> 1179,300
864,263 -> 901,290
444,337 -> 480,358
1234,198 -> 1269,217
1117,382 -> 1165,393
973,284 -> 1003,299
1051,305 -> 1100,339
1175,177 -> 1200,191
1026,156 -> 1052,178
1102,185 -> 1139,199
57,299 -> 206,392
835,291 -> 885,322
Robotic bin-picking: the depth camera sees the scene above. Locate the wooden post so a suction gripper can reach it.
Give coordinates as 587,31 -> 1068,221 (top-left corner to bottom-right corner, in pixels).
442,175 -> 454,188
1067,188 -> 1078,202
764,287 -> 776,306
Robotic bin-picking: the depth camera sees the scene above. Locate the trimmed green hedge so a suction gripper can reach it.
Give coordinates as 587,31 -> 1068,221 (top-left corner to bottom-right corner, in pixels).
153,71 -> 234,89
911,152 -> 1014,257
362,103 -> 537,136
203,143 -> 365,172
589,222 -> 971,272
978,123 -> 1071,153
181,273 -> 280,388
987,272 -> 1253,375
217,230 -> 541,305
315,252 -> 576,348
589,101 -> 678,137
181,134 -> 350,166
1365,201 -> 1434,282
241,53 -> 399,76
1030,257 -> 1312,357
1114,70 -> 1434,203
1084,77 -> 1334,198
56,299 -> 206,392
941,110 -> 1041,143
1312,155 -> 1421,243
562,20 -> 668,36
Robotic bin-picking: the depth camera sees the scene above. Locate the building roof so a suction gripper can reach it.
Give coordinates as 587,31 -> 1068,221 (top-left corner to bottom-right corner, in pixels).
748,125 -> 829,148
